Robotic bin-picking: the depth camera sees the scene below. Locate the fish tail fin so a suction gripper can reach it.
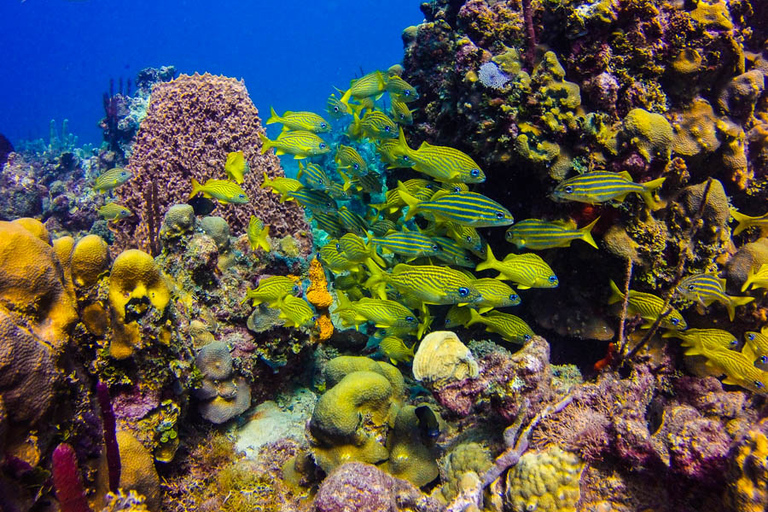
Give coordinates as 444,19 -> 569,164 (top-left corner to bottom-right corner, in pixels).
266,106 -> 280,125
256,225 -> 270,252
475,245 -> 498,272
730,208 -> 754,236
640,177 -> 666,210
339,88 -> 352,107
189,178 -> 203,200
417,303 -> 433,339
396,181 -> 420,221
347,112 -> 362,139
259,132 -> 274,154
727,295 -> 755,322
742,269 -> 756,292
260,171 -> 273,190
607,279 -> 624,305
364,260 -> 388,300
466,308 -> 483,327
580,217 -> 600,249
334,290 -> 352,311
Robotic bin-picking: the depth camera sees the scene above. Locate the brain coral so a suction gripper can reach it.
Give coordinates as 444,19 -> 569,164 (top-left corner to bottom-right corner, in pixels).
114,73 -> 311,255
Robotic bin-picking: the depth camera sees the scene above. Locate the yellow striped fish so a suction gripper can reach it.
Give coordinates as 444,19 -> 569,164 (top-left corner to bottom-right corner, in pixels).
371,219 -> 398,237
372,232 -> 441,260
366,262 -> 482,306
259,130 -> 330,159
400,188 -> 514,228
352,111 -> 399,140
476,246 -> 558,289
275,295 -> 315,328
94,167 -> 132,191
335,145 -> 369,175
505,218 -> 599,250
334,292 -> 419,334
552,171 -> 665,209
445,305 -> 472,329
339,70 -> 388,106
433,237 -> 476,268
319,242 -> 360,273
377,134 -> 414,168
391,97 -> 414,125
741,263 -> 768,292
703,348 -> 768,394
743,330 -> 768,363
385,75 -> 419,101
261,172 -> 303,202
267,107 -> 330,133
662,328 -> 739,356
242,276 -> 298,306
287,188 -> 337,213
444,222 -> 485,255
730,208 -> 768,236
98,203 -> 132,221
676,273 -> 753,322
372,179 -> 436,214
399,137 -> 486,184
326,93 -> 349,119
311,212 -> 344,237
343,171 -> 383,194
337,206 -> 369,237
297,162 -> 332,190
190,178 -> 249,204
607,280 -> 686,330
467,309 -> 534,344
378,335 -> 415,365
225,151 -> 250,184
472,278 -> 521,312
337,233 -> 384,266
247,216 -> 270,252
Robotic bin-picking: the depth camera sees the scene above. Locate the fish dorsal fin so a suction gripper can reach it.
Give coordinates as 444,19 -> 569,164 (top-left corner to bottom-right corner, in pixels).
431,189 -> 451,201
617,171 -> 633,181
419,141 -> 433,150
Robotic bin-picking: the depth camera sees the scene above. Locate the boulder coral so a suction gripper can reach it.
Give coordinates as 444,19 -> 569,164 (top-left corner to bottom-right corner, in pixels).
504,445 -> 584,512
70,234 -> 110,288
620,108 -> 674,162
193,341 -> 251,424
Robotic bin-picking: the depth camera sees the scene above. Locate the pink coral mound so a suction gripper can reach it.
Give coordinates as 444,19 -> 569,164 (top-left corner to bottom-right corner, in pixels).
115,73 -> 311,254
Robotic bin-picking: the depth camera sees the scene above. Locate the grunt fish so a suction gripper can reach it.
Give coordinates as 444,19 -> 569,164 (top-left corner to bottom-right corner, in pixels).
225,151 -> 250,184
400,187 -> 514,228
475,246 -> 558,289
259,130 -> 330,159
552,171 -> 665,209
267,107 -> 330,133
94,167 -> 132,191
98,202 -> 132,221
467,309 -> 535,344
607,280 -> 686,330
676,273 -> 753,322
247,216 -> 270,252
505,218 -> 599,250
190,178 -> 249,205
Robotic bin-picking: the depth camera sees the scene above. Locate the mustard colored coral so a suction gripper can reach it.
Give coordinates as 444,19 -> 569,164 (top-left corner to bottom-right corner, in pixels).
71,234 -> 110,287
728,425 -> 768,512
621,108 -> 674,162
382,405 -> 440,487
504,445 -> 584,512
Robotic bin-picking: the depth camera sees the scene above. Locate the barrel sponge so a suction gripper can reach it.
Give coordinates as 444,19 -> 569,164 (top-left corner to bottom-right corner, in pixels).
324,356 -> 405,399
108,250 -> 170,318
195,341 -> 233,381
71,235 -> 110,288
0,221 -> 77,347
0,308 -> 57,426
504,445 -> 584,512
115,430 -> 161,511
382,405 -> 440,487
620,108 -> 673,162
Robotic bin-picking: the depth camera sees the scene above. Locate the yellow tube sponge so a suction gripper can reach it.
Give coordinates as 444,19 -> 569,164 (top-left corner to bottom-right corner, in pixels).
108,250 -> 170,319
621,108 -> 674,162
0,221 -> 77,347
71,235 -> 110,288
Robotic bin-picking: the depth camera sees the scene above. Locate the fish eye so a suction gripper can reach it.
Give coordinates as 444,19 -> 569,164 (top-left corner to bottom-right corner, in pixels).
319,143 -> 327,149
465,235 -> 472,242
470,169 -> 480,178
730,339 -> 738,347
510,293 -> 519,302
334,106 -> 340,112
405,315 -> 415,323
670,318 -> 679,326
687,284 -> 696,291
321,123 -> 327,129
524,334 -> 532,341
495,211 -> 505,219
384,126 -> 391,132
749,334 -> 756,341
564,185 -> 574,194
432,244 -> 440,251
403,155 -> 410,161
756,381 -> 765,389
761,356 -> 768,364
458,287 -> 469,297
404,90 -> 411,96
548,275 -> 558,283
335,243 -> 341,251
353,163 -> 360,170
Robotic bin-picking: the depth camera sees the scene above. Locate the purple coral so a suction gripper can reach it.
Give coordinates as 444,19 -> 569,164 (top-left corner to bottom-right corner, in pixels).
478,62 -> 510,90
52,443 -> 92,512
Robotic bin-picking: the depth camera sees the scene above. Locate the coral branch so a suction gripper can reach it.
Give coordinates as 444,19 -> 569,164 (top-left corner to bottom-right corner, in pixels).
96,381 -> 121,493
52,443 -> 93,512
521,0 -> 536,70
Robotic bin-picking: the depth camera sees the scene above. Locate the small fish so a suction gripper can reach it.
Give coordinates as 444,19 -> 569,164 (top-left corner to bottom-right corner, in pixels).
343,171 -> 382,194
335,292 -> 419,334
662,328 -> 739,357
311,212 -> 344,237
702,348 -> 768,394
377,134 -> 414,168
390,97 -> 414,125
297,162 -> 332,190
259,130 -> 330,159
506,218 -> 599,250
378,335 -> 415,365
338,71 -> 388,106
467,309 -> 535,344
552,171 -> 665,209
275,295 -> 315,328
372,232 -> 441,261
318,242 -> 360,273
224,151 -> 250,184
444,304 -> 472,328
741,263 -> 768,292
415,405 -> 440,444
287,188 -> 338,213
242,276 -> 298,306
476,246 -> 558,289
335,145 -> 369,176
386,75 -> 419,102
730,208 -> 768,236
432,237 -> 476,268
351,111 -> 399,140
326,93 -> 349,119
94,167 -> 132,191
266,107 -> 330,133
190,178 -> 249,205
400,187 -> 514,228
676,273 -> 753,322
399,137 -> 486,184
472,278 -> 521,312
607,280 -> 686,330
371,219 -> 398,237
372,179 -> 436,214
260,173 -> 303,202
247,216 -> 270,252
444,222 -> 486,255
337,206 -> 369,237
336,233 -> 384,265
98,203 -> 132,221
743,330 -> 768,364
366,262 -> 482,306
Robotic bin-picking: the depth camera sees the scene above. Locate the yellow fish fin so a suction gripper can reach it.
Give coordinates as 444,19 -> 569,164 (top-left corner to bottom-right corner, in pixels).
580,216 -> 600,249
607,279 -> 624,305
475,244 -> 499,273
259,132 -> 274,154
266,106 -> 281,125
189,178 -> 203,200
640,177 -> 666,210
730,208 -> 755,237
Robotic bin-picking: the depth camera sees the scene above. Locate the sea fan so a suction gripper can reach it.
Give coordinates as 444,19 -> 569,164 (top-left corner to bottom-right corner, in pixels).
478,62 -> 510,90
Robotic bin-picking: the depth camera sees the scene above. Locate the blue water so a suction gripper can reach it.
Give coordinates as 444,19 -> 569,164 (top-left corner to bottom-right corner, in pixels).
0,0 -> 422,147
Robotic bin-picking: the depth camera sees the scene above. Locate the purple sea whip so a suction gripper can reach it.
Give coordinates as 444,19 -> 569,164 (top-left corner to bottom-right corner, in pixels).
97,381 -> 121,492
